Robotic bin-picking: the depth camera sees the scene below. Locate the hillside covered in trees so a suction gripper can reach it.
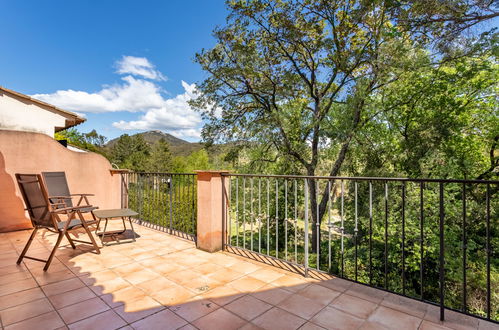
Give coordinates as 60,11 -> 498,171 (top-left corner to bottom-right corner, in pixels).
55,128 -> 232,173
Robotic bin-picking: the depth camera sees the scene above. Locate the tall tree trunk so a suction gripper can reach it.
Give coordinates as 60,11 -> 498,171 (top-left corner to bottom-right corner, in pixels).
308,177 -> 320,254
309,136 -> 354,254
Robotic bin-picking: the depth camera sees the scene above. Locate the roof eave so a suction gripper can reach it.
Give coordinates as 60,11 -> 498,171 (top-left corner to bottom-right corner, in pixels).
0,86 -> 86,130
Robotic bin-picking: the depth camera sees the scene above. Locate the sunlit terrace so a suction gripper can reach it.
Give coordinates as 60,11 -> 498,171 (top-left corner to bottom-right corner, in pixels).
0,132 -> 497,330
0,221 -> 496,330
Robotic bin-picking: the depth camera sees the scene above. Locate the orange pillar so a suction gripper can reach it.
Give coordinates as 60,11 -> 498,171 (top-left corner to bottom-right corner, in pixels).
195,170 -> 229,252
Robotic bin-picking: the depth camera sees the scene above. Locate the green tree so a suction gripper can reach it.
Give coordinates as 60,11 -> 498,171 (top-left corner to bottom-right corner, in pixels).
147,138 -> 173,172
84,129 -> 107,147
109,134 -> 151,171
171,156 -> 188,173
391,0 -> 499,52
192,0 -> 497,251
185,149 -> 211,172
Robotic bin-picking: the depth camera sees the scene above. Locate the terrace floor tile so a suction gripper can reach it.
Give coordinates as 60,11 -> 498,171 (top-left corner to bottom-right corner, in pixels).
41,277 -> 85,297
0,287 -> 45,311
277,293 -> 326,320
130,309 -> 187,330
201,285 -> 246,306
250,283 -> 293,305
310,305 -> 364,330
151,284 -> 197,306
252,307 -> 307,330
297,283 -> 341,306
248,268 -> 285,283
67,309 -> 126,330
112,296 -> 165,323
100,286 -> 148,308
329,293 -> 378,319
225,294 -> 273,321
0,297 -> 54,326
0,278 -> 39,297
206,267 -> 245,283
191,307 -> 247,330
48,286 -> 97,309
4,311 -> 65,330
170,297 -> 220,322
57,296 -> 110,324
299,322 -> 327,330
229,276 -> 267,293
367,305 -> 422,330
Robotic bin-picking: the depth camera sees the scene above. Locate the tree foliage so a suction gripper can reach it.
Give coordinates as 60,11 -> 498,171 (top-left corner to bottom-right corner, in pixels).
147,138 -> 173,172
192,0 -> 498,251
55,128 -> 107,154
109,134 -> 151,171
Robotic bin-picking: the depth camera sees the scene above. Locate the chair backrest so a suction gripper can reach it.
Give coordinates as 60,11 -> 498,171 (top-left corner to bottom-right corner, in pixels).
15,174 -> 55,229
41,171 -> 73,208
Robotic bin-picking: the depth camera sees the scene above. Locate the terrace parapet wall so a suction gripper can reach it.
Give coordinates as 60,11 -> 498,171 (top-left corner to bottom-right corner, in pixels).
0,130 -> 121,232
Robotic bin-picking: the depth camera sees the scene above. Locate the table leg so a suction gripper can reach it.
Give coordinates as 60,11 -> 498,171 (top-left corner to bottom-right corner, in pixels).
101,218 -> 109,245
95,219 -> 101,236
121,217 -> 127,231
128,217 -> 136,242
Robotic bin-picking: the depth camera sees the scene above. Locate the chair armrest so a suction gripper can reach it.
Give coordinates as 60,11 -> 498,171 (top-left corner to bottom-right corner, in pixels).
52,205 -> 94,214
70,193 -> 94,196
49,195 -> 72,199
49,203 -> 67,211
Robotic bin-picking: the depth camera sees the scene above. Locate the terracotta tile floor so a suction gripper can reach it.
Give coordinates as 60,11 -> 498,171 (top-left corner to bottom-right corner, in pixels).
0,223 -> 497,330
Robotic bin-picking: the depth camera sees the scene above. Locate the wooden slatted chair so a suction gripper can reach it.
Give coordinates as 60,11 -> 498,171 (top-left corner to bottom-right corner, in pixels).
15,173 -> 100,271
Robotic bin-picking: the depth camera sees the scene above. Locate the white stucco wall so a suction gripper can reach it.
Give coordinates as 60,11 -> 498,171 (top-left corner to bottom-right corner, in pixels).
0,92 -> 69,136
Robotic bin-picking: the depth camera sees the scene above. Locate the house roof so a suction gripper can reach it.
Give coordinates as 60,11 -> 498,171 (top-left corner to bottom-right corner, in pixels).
0,86 -> 86,132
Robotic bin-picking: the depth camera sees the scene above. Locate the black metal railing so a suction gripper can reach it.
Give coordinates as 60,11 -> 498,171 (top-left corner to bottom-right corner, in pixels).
221,174 -> 498,323
122,172 -> 197,240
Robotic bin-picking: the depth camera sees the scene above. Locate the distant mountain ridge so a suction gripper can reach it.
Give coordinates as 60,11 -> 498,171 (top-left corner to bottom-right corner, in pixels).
106,130 -> 204,156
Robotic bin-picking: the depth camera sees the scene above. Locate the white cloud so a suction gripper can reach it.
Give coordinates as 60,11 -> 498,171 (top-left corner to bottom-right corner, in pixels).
32,76 -> 164,113
112,81 -> 203,140
115,55 -> 166,81
31,56 -> 205,140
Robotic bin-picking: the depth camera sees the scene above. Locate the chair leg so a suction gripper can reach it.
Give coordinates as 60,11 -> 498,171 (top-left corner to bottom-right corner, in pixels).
44,232 -> 64,271
17,227 -> 39,265
81,220 -> 100,254
65,232 -> 76,249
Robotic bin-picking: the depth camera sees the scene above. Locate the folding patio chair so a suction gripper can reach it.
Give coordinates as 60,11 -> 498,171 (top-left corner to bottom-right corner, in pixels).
15,173 -> 100,271
42,171 -> 98,222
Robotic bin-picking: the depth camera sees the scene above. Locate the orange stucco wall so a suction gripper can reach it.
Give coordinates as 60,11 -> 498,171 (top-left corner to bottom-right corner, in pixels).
0,130 -> 121,232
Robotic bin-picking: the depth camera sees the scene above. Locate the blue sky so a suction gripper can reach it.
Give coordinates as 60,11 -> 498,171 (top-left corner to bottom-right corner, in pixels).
0,0 -> 229,142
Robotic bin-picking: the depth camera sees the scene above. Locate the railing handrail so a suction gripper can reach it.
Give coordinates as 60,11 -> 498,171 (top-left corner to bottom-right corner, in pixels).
128,172 -> 197,176
222,173 -> 499,184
